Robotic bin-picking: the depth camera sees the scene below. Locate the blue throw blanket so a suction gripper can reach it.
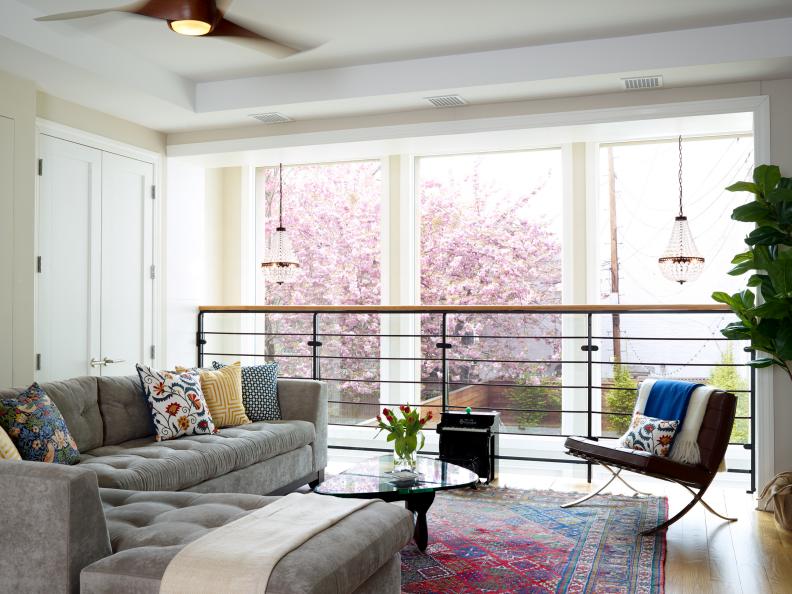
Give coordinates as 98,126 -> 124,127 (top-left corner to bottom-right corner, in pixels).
643,380 -> 702,431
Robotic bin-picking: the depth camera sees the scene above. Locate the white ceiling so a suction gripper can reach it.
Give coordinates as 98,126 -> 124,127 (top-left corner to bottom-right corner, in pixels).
2,0 -> 792,134
20,0 -> 792,80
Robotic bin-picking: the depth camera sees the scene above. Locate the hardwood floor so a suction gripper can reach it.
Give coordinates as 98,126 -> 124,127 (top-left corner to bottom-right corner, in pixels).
495,472 -> 792,594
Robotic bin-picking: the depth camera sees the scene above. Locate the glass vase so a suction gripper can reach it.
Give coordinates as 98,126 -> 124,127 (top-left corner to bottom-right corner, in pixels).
393,434 -> 420,472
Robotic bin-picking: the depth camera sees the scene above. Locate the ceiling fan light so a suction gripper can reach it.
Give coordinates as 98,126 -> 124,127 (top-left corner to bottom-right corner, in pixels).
168,19 -> 212,36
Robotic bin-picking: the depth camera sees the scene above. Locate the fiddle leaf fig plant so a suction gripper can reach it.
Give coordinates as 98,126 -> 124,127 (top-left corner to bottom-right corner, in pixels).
712,164 -> 792,381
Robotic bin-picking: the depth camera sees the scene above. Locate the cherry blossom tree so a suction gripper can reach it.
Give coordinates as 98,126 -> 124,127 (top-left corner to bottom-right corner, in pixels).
259,157 -> 562,421
261,161 -> 383,419
418,159 -> 562,400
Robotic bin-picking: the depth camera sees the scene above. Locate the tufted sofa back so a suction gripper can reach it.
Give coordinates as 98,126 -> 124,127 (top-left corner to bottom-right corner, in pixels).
0,375 -> 154,452
0,376 -> 105,452
96,375 -> 154,446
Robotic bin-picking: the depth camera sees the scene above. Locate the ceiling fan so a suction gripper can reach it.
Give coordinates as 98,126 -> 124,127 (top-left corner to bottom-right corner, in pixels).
35,0 -> 309,56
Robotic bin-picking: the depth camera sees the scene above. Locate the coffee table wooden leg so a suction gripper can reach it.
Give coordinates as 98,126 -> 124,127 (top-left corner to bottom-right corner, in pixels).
406,492 -> 435,552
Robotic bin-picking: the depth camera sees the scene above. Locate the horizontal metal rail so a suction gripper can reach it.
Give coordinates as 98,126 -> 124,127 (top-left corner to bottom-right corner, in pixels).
199,304 -> 731,313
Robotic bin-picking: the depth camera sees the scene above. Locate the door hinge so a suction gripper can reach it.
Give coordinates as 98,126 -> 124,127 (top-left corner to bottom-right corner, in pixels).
36,256 -> 42,273
149,264 -> 156,280
151,185 -> 156,200
35,353 -> 41,371
150,345 -> 156,360
37,158 -> 43,176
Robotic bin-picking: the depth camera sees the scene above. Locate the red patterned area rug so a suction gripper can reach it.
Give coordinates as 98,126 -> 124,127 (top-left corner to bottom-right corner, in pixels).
400,487 -> 666,594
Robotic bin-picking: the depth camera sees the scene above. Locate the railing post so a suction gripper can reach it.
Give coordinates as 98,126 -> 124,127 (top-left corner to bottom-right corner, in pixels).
439,313 -> 450,413
196,311 -> 206,368
309,313 -> 322,380
745,346 -> 756,494
586,312 -> 593,483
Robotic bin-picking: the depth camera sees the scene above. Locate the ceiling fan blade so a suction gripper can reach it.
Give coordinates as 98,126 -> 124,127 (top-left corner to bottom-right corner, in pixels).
35,8 -> 125,22
134,0 -> 216,22
209,16 -> 311,57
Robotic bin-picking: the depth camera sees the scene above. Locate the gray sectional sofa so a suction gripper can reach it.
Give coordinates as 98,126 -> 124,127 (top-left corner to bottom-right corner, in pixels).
0,375 -> 414,593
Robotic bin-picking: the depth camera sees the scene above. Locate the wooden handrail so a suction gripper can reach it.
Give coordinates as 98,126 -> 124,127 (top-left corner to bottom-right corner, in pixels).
199,304 -> 731,313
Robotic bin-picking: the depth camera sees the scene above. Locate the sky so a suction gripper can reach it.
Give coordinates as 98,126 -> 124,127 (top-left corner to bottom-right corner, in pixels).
597,135 -> 754,379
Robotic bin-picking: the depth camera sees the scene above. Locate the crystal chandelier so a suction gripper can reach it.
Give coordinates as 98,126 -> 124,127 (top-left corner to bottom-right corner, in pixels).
658,136 -> 705,284
261,163 -> 300,284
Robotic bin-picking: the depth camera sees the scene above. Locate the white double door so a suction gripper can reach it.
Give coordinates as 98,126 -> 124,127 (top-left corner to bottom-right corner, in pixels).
37,134 -> 155,380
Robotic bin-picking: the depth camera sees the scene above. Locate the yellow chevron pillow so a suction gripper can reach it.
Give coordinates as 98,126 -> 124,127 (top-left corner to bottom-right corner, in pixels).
0,425 -> 21,460
198,362 -> 250,428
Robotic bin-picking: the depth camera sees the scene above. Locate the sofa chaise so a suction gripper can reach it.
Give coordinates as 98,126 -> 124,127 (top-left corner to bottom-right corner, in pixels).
0,460 -> 414,594
0,375 -> 327,494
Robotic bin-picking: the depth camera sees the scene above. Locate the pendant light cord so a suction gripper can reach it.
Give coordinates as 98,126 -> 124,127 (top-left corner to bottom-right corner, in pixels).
678,135 -> 684,217
278,162 -> 284,230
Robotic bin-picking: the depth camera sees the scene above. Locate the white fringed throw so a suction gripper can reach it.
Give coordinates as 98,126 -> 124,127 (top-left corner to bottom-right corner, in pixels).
159,493 -> 375,594
630,379 -> 719,467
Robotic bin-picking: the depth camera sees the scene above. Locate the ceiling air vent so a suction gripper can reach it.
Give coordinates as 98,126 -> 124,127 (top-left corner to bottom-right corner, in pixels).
621,75 -> 663,91
249,112 -> 293,124
425,94 -> 467,108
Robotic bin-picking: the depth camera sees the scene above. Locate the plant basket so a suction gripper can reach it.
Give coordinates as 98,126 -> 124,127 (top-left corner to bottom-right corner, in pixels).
758,471 -> 792,530
775,489 -> 792,530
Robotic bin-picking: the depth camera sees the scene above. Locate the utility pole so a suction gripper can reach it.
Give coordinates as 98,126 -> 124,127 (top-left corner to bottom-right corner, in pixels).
607,147 -> 622,363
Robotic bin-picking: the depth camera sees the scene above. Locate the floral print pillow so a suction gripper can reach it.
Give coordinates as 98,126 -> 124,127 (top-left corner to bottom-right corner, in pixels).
0,383 -> 80,464
136,364 -> 217,441
619,413 -> 679,458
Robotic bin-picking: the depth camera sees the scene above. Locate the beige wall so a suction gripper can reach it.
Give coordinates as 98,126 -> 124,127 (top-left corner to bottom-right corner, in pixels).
0,68 -> 165,387
761,79 -> 792,474
36,92 -> 166,155
164,164 -> 247,367
0,70 -> 36,388
165,161 -> 216,367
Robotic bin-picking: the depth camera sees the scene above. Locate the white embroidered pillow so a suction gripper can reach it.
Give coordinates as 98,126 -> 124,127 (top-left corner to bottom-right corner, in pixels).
619,413 -> 679,458
136,364 -> 217,441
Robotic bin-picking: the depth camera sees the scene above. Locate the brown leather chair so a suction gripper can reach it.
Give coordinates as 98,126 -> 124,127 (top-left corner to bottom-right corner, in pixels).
563,388 -> 738,534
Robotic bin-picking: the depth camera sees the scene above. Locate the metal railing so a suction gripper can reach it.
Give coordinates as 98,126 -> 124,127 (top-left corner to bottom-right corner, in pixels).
197,304 -> 756,492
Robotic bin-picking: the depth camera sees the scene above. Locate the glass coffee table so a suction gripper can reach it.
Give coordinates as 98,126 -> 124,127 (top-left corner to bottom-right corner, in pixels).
314,455 -> 478,551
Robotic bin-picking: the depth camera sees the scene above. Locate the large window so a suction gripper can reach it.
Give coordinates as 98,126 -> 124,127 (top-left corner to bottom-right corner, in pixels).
596,135 -> 754,442
240,114 -> 756,482
597,136 -> 754,305
416,149 -> 564,432
255,160 -> 382,424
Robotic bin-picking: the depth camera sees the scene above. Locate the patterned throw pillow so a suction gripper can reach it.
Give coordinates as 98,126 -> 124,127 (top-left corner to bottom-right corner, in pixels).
136,365 -> 217,441
212,361 -> 281,421
0,383 -> 80,464
619,413 -> 680,458
196,363 -> 250,428
0,425 -> 21,460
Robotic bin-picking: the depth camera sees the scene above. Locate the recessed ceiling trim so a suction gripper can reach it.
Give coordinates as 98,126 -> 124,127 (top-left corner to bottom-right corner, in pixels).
169,96 -> 763,160
195,18 -> 792,114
